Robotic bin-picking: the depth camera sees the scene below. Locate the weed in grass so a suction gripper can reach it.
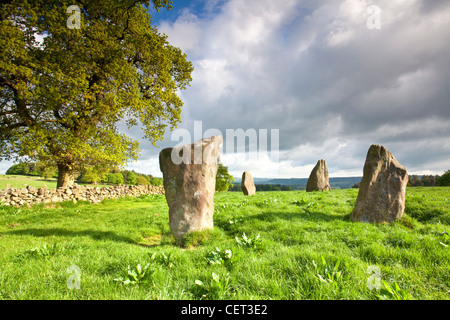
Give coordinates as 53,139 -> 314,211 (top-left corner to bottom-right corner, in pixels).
215,199 -> 251,213
293,198 -> 308,206
150,252 -> 175,269
216,217 -> 243,232
438,232 -> 449,247
22,243 -> 58,259
114,263 -> 154,286
235,233 -> 264,251
193,272 -> 233,300
254,198 -> 279,208
293,199 -> 322,214
227,218 -> 242,227
206,248 -> 235,269
376,280 -> 412,300
303,203 -> 320,214
310,256 -> 348,287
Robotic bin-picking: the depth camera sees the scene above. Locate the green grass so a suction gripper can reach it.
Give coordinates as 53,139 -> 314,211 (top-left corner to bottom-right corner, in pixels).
0,187 -> 449,300
0,174 -> 58,190
0,174 -> 110,190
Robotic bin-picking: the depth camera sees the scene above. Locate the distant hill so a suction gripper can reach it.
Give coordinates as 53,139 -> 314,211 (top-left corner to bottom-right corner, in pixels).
233,177 -> 362,190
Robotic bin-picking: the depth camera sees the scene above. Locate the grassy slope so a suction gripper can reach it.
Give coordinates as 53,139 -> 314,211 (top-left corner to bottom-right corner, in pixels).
0,174 -> 58,190
0,188 -> 449,300
0,174 -> 109,190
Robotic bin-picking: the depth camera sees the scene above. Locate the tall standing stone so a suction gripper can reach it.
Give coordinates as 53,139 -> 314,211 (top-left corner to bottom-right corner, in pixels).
306,159 -> 331,192
159,135 -> 222,240
350,144 -> 408,223
241,171 -> 256,196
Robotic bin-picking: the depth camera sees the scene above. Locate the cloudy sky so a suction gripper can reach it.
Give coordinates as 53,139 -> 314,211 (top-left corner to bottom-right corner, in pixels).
2,0 -> 449,179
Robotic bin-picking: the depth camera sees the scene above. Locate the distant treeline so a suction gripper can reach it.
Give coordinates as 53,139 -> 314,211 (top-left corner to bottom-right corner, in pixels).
229,184 -> 295,192
351,171 -> 450,188
5,162 -> 163,186
408,173 -> 449,187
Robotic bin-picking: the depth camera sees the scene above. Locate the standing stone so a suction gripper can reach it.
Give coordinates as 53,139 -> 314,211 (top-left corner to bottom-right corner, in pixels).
241,171 -> 256,196
350,145 -> 408,223
159,135 -> 222,240
306,159 -> 331,192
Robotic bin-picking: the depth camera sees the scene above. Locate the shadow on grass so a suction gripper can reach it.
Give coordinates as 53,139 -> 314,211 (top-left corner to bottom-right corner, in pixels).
1,228 -> 136,243
250,210 -> 351,223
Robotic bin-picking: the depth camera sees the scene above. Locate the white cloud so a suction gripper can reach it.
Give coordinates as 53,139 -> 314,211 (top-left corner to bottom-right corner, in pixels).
159,10 -> 201,54
126,0 -> 450,178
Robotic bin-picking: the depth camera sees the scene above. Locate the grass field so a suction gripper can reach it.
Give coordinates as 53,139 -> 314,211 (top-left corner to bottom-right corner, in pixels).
0,187 -> 449,300
0,174 -> 109,190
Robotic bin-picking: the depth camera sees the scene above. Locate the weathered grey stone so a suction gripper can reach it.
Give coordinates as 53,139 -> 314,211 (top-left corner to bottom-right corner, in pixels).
350,144 -> 408,223
159,135 -> 222,240
241,171 -> 256,196
27,186 -> 37,194
306,159 -> 331,192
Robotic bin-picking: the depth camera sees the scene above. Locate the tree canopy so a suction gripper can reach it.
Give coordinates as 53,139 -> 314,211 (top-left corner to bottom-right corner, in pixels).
0,0 -> 193,187
215,163 -> 235,192
438,170 -> 450,186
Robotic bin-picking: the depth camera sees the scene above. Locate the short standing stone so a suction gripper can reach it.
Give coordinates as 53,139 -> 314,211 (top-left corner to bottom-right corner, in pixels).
350,144 -> 408,223
306,159 -> 331,192
241,171 -> 256,196
159,135 -> 223,240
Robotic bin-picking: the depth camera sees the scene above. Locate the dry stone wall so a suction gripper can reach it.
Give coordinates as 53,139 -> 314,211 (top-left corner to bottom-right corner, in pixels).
0,184 -> 165,207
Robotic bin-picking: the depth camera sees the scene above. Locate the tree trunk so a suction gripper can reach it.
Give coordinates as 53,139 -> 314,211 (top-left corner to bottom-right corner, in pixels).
57,163 -> 75,188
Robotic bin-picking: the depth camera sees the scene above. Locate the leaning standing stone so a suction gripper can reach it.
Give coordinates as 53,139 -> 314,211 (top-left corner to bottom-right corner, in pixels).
350,144 -> 408,223
159,135 -> 222,240
241,171 -> 256,196
306,159 -> 331,192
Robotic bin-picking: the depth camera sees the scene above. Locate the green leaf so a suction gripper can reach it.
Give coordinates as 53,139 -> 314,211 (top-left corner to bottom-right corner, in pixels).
195,280 -> 204,287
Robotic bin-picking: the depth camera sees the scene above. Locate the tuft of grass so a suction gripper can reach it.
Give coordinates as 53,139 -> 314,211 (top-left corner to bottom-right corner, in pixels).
180,229 -> 222,249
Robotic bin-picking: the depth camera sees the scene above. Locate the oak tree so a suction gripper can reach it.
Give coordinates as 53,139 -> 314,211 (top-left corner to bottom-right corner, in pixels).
0,0 -> 193,187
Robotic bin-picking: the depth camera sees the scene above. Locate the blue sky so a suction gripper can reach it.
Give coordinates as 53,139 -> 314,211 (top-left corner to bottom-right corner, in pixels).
1,0 -> 449,179
150,0 -> 227,25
